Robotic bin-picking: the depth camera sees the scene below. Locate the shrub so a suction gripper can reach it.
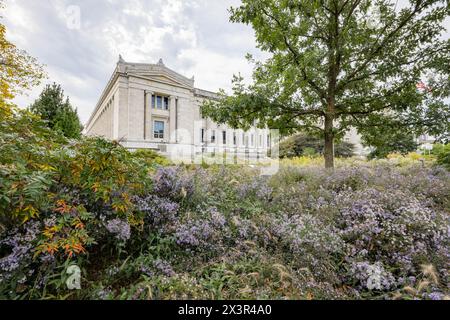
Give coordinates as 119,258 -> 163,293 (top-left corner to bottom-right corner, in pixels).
0,107 -> 154,298
432,143 -> 450,169
333,188 -> 448,292
279,133 -> 355,158
131,149 -> 171,170
1,106 -> 448,299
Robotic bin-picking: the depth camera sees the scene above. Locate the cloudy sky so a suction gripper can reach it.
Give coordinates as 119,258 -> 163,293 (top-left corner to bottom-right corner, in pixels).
3,0 -> 449,125
3,0 -> 264,124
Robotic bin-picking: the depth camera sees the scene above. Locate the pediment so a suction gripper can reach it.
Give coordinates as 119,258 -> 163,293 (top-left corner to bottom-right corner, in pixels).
131,72 -> 193,88
124,63 -> 194,89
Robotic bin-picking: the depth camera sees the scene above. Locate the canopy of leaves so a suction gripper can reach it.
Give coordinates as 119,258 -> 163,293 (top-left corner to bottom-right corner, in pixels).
29,83 -> 83,139
201,0 -> 450,166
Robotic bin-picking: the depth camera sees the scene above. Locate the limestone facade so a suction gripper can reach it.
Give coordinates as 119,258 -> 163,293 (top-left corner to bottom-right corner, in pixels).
85,57 -> 366,159
85,57 -> 272,159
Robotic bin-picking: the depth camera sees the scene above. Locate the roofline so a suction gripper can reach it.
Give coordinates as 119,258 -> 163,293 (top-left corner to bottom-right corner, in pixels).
128,73 -> 193,90
121,60 -> 194,87
193,88 -> 221,100
85,59 -> 222,131
85,66 -> 120,130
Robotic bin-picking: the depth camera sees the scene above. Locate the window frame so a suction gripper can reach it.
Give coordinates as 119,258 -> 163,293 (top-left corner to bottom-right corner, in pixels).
164,97 -> 169,110
153,120 -> 165,139
152,94 -> 170,110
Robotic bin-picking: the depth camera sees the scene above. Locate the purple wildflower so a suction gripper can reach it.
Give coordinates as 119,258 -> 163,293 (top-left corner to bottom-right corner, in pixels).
105,219 -> 131,241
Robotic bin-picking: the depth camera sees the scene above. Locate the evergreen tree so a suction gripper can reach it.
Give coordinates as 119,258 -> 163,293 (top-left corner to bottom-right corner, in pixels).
29,83 -> 83,139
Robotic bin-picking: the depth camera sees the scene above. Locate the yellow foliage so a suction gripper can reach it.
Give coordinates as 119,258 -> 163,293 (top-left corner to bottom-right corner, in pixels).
14,204 -> 39,223
0,20 -> 46,101
280,156 -> 325,167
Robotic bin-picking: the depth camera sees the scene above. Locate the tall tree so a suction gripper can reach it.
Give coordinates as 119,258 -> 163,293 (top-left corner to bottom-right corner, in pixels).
0,1 -> 45,103
29,83 -> 83,139
201,0 -> 450,168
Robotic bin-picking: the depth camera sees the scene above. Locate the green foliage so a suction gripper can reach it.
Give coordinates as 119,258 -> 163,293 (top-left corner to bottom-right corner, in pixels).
432,143 -> 450,169
131,149 -> 172,171
201,0 -> 450,168
0,104 -> 153,258
1,98 -> 448,301
29,83 -> 83,139
363,130 -> 419,159
0,105 -> 66,225
279,133 -> 355,158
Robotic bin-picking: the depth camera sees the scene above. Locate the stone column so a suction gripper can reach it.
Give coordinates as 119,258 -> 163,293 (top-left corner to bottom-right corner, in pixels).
145,91 -> 153,140
169,96 -> 177,143
112,95 -> 119,140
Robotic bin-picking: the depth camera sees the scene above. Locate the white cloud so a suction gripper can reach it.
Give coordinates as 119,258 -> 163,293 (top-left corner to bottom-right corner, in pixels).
2,0 -> 448,125
3,0 -> 260,124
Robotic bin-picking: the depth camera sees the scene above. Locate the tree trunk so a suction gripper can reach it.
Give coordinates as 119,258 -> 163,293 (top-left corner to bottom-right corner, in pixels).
324,115 -> 334,169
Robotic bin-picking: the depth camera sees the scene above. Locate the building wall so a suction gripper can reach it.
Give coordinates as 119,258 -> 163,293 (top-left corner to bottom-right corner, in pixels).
344,126 -> 367,156
86,88 -> 116,139
86,59 -> 365,159
85,61 -> 270,159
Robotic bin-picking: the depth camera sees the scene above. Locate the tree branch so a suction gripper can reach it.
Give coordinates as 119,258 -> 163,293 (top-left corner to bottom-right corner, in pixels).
337,0 -> 426,91
260,7 -> 328,105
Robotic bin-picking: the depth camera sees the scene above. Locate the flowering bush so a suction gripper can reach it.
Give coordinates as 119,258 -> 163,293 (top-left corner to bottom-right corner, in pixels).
105,219 -> 131,242
0,107 -> 155,297
175,207 -> 228,251
152,166 -> 194,201
349,262 -> 396,291
0,107 -> 448,300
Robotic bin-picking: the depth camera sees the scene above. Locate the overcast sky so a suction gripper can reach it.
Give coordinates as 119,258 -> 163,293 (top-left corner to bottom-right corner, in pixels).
3,0 -> 264,124
3,0 -> 449,125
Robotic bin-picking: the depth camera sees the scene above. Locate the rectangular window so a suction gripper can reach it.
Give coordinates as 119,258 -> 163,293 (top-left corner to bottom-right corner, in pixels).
222,131 -> 226,145
156,96 -> 163,109
211,130 -> 216,143
251,134 -> 254,146
154,121 -> 164,139
233,132 -> 237,145
267,134 -> 271,148
152,94 -> 170,110
201,128 -> 205,143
